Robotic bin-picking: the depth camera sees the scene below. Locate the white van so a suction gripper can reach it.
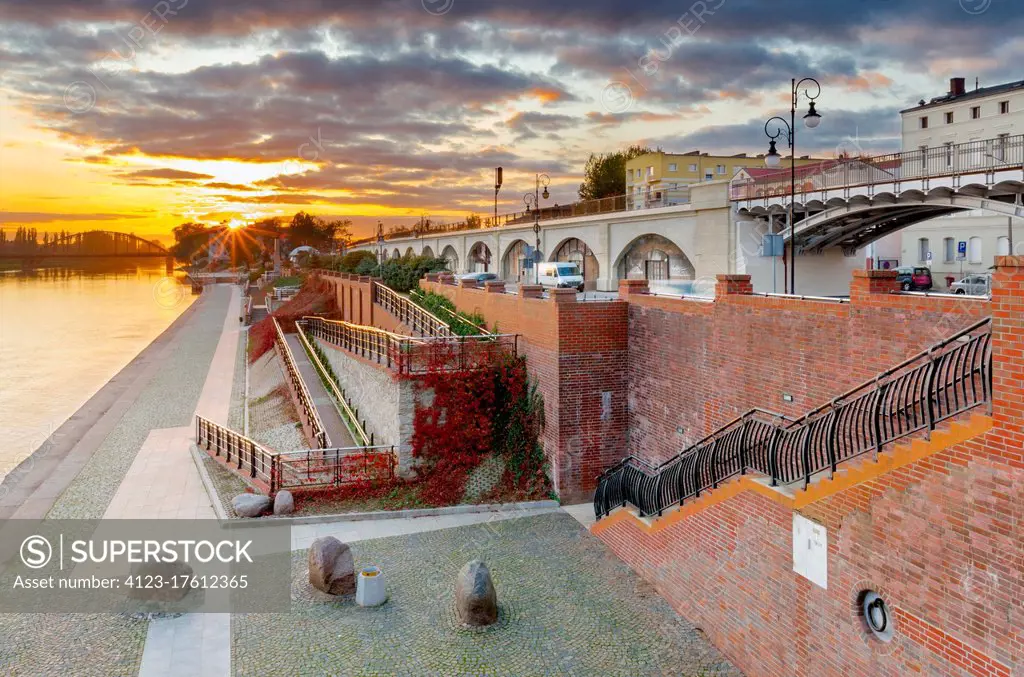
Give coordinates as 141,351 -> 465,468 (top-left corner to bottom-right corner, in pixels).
537,262 -> 585,292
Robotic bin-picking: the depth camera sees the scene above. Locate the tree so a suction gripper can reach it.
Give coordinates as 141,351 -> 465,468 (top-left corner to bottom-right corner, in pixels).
465,214 -> 482,229
170,222 -> 211,261
285,211 -> 347,252
578,144 -> 655,200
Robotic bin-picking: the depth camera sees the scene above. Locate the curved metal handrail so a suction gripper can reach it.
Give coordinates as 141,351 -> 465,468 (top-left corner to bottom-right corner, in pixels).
595,319 -> 993,520
273,317 -> 331,449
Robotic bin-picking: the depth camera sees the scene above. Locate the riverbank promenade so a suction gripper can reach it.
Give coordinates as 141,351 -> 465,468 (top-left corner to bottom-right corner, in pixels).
0,283 -> 736,676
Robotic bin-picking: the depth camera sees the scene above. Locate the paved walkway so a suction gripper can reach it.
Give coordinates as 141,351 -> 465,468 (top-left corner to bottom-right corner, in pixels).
284,332 -> 356,448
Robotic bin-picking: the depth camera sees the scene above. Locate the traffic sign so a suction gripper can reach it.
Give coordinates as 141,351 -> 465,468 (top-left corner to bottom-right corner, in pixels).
958,241 -> 967,256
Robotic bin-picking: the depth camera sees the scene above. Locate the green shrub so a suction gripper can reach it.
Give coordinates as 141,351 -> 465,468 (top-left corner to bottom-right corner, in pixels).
411,289 -> 488,336
377,255 -> 449,292
337,250 -> 378,273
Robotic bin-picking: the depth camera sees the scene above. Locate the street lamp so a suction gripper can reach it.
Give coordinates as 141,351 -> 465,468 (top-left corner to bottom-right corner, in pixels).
523,173 -> 550,284
763,77 -> 822,295
376,220 -> 385,263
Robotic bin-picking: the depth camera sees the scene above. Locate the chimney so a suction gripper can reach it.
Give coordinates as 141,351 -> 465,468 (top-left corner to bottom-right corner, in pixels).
950,77 -> 966,97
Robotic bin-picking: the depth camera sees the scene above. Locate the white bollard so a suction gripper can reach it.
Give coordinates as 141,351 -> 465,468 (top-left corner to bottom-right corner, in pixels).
356,566 -> 387,607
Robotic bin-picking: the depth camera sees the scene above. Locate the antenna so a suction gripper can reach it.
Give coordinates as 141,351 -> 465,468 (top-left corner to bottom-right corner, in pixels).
975,77 -> 979,91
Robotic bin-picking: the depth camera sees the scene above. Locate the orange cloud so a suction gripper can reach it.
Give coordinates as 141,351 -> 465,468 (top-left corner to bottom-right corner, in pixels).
836,72 -> 894,92
527,87 -> 564,104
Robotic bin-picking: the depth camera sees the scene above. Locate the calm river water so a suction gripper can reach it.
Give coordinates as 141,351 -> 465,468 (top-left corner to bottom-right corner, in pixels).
0,263 -> 195,482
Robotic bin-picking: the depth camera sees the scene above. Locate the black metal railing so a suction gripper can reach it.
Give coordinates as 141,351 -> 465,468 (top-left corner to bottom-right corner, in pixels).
301,316 -> 518,374
196,416 -> 395,493
595,318 -> 992,519
196,416 -> 276,489
372,281 -> 455,338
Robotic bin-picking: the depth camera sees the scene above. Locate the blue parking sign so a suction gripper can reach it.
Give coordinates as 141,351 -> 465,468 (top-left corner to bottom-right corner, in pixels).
958,241 -> 967,255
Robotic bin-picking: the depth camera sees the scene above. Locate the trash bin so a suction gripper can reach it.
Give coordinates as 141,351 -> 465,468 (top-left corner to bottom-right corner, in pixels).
945,275 -> 955,289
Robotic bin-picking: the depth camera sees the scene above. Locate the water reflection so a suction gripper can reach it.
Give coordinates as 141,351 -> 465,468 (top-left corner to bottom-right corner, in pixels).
0,261 -> 195,483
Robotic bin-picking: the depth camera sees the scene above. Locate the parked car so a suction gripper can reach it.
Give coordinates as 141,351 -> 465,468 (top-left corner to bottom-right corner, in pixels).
894,266 -> 933,292
950,273 -> 992,296
537,262 -> 585,292
459,271 -> 498,284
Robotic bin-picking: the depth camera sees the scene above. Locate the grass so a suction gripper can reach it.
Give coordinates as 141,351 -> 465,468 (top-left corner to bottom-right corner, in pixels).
273,275 -> 303,288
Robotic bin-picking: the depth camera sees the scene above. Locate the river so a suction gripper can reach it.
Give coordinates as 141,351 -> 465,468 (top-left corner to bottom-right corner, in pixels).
0,262 -> 195,482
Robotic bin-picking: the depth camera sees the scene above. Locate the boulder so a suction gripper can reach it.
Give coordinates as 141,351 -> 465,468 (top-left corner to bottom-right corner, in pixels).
126,560 -> 193,603
455,560 -> 497,626
232,493 -> 271,518
273,490 -> 295,516
308,537 -> 355,595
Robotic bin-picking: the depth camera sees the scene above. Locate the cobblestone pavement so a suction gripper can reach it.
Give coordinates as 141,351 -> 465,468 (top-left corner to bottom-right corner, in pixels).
228,329 -> 247,432
233,511 -> 740,677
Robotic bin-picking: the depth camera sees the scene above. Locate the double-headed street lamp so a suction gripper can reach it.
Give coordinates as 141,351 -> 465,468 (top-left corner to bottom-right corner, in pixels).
523,173 -> 550,284
763,77 -> 822,295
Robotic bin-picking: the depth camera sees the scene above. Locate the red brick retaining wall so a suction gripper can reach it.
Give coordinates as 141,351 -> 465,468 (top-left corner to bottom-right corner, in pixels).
626,269 -> 991,464
594,258 -> 1023,677
420,277 -> 628,502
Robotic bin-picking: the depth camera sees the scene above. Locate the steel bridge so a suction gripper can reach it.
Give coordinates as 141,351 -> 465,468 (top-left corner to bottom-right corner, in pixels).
0,230 -> 170,259
731,134 -> 1024,255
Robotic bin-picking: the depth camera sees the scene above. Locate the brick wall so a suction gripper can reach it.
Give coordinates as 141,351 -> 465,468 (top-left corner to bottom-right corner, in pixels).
627,269 -> 991,464
420,278 -> 628,502
594,258 -> 1023,677
316,272 -> 403,333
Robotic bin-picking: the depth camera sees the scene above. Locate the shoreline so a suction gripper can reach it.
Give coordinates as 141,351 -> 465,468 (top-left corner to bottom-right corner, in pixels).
0,287 -> 215,518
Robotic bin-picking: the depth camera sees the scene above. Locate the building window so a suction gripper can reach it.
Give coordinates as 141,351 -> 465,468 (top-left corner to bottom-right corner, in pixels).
920,116 -> 929,129
688,163 -> 697,172
918,237 -> 930,263
944,237 -> 955,263
971,106 -> 980,119
969,237 -> 983,264
999,100 -> 1010,114
944,142 -> 954,168
668,163 -> 677,172
716,164 -> 726,174
997,235 -> 1010,257
945,111 -> 954,124
647,166 -> 654,177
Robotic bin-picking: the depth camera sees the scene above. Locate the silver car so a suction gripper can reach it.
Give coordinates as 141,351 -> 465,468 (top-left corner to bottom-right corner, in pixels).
950,273 -> 992,296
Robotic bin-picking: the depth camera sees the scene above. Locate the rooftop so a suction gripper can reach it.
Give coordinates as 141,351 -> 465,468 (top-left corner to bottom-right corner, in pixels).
901,77 -> 1024,113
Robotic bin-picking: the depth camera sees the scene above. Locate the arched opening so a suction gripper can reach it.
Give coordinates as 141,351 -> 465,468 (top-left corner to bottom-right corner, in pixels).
405,246 -> 415,258
441,245 -> 459,272
468,242 -> 492,273
421,245 -> 435,259
615,234 -> 695,293
552,238 -> 599,290
392,248 -> 401,259
502,239 -> 536,283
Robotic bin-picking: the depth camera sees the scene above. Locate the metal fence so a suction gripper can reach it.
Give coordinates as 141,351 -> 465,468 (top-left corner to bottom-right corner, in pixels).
373,281 -> 455,338
301,316 -> 518,374
195,416 -> 395,493
294,320 -> 373,447
595,318 -> 992,519
196,416 -> 277,489
273,317 -> 330,449
730,133 -> 1024,201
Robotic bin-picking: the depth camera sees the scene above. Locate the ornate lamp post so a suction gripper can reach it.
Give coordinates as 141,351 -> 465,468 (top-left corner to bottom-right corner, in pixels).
764,77 -> 822,295
523,173 -> 550,284
376,220 -> 385,263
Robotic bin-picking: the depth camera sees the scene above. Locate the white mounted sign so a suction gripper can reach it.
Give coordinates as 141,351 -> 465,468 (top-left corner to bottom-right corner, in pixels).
792,513 -> 828,589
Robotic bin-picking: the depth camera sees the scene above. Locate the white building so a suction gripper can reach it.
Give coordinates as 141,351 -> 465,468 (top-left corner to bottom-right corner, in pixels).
884,77 -> 1024,283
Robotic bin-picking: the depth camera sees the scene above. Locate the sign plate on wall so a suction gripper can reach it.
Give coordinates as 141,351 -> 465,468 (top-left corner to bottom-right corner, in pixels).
793,513 -> 828,589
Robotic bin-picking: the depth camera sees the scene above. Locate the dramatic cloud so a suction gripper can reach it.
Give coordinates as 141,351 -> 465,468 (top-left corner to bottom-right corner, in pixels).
0,0 -> 1018,233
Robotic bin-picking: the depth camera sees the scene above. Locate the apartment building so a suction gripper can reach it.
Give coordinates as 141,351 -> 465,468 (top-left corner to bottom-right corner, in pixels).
885,77 -> 1024,282
626,150 -> 824,208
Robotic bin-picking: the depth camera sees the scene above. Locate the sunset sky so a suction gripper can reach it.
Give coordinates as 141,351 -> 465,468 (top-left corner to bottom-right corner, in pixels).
1,0 -> 1020,241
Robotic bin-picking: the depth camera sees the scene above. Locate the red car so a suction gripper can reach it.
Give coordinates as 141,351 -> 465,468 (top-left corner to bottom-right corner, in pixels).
895,266 -> 933,292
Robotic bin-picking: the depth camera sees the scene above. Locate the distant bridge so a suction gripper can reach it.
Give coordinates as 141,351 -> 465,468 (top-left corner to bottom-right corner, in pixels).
0,230 -> 170,259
